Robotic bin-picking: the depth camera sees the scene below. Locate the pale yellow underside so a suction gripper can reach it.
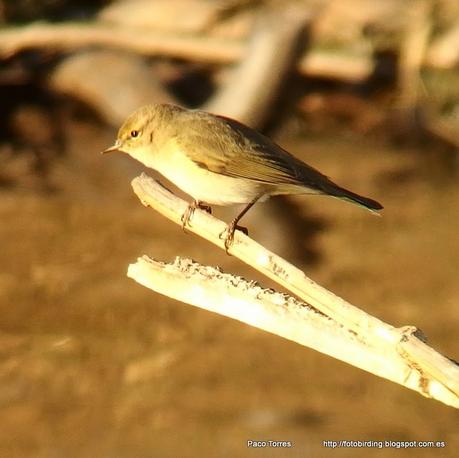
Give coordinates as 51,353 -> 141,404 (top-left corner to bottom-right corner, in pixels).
127,142 -> 272,205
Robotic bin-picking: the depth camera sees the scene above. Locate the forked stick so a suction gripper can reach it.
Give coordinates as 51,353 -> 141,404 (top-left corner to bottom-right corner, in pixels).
128,173 -> 459,408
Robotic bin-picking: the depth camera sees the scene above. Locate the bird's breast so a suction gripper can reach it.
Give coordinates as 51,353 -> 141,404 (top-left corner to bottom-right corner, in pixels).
152,147 -> 267,205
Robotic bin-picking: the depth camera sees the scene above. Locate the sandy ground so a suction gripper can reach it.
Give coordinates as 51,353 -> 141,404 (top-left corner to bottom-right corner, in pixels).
0,117 -> 458,457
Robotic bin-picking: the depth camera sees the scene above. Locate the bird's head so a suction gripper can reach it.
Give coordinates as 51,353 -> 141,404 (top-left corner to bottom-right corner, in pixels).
102,104 -> 183,160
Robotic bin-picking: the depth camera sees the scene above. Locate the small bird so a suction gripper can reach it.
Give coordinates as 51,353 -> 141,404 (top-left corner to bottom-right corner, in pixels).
103,104 -> 382,250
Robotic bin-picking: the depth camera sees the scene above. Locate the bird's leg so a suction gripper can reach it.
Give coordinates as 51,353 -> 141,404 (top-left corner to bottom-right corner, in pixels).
220,196 -> 261,252
181,200 -> 212,232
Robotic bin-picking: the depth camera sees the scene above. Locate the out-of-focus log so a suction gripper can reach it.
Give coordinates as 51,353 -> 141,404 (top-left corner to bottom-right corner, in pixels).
0,23 -> 374,82
49,50 -> 177,126
205,6 -> 310,127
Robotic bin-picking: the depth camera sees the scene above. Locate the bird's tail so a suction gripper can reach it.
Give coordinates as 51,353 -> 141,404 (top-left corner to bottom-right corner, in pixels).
325,184 -> 383,214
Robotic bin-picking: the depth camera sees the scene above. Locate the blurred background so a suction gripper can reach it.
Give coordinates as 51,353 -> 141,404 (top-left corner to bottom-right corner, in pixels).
0,0 -> 458,456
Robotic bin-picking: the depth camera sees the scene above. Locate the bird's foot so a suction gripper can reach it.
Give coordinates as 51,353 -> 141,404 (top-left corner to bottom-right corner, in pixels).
181,201 -> 212,232
181,203 -> 195,232
219,221 -> 249,253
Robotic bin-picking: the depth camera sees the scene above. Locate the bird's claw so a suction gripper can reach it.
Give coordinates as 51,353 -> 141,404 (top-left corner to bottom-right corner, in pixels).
181,205 -> 194,233
219,223 -> 248,253
181,201 -> 212,233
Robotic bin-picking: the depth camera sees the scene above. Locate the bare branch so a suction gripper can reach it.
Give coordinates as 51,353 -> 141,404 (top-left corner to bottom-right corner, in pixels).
128,173 -> 459,408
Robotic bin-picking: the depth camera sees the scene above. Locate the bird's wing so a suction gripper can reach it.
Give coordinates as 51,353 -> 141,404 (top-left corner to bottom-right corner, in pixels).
174,111 -> 330,188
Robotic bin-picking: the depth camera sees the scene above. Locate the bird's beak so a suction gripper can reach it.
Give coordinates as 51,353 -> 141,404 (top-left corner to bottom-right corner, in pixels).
101,140 -> 122,154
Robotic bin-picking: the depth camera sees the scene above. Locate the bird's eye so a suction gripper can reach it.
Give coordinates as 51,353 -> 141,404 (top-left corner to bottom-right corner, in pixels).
130,130 -> 140,138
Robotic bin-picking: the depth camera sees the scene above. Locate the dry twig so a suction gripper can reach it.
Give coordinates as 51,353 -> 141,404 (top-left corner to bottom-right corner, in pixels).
127,173 -> 459,408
